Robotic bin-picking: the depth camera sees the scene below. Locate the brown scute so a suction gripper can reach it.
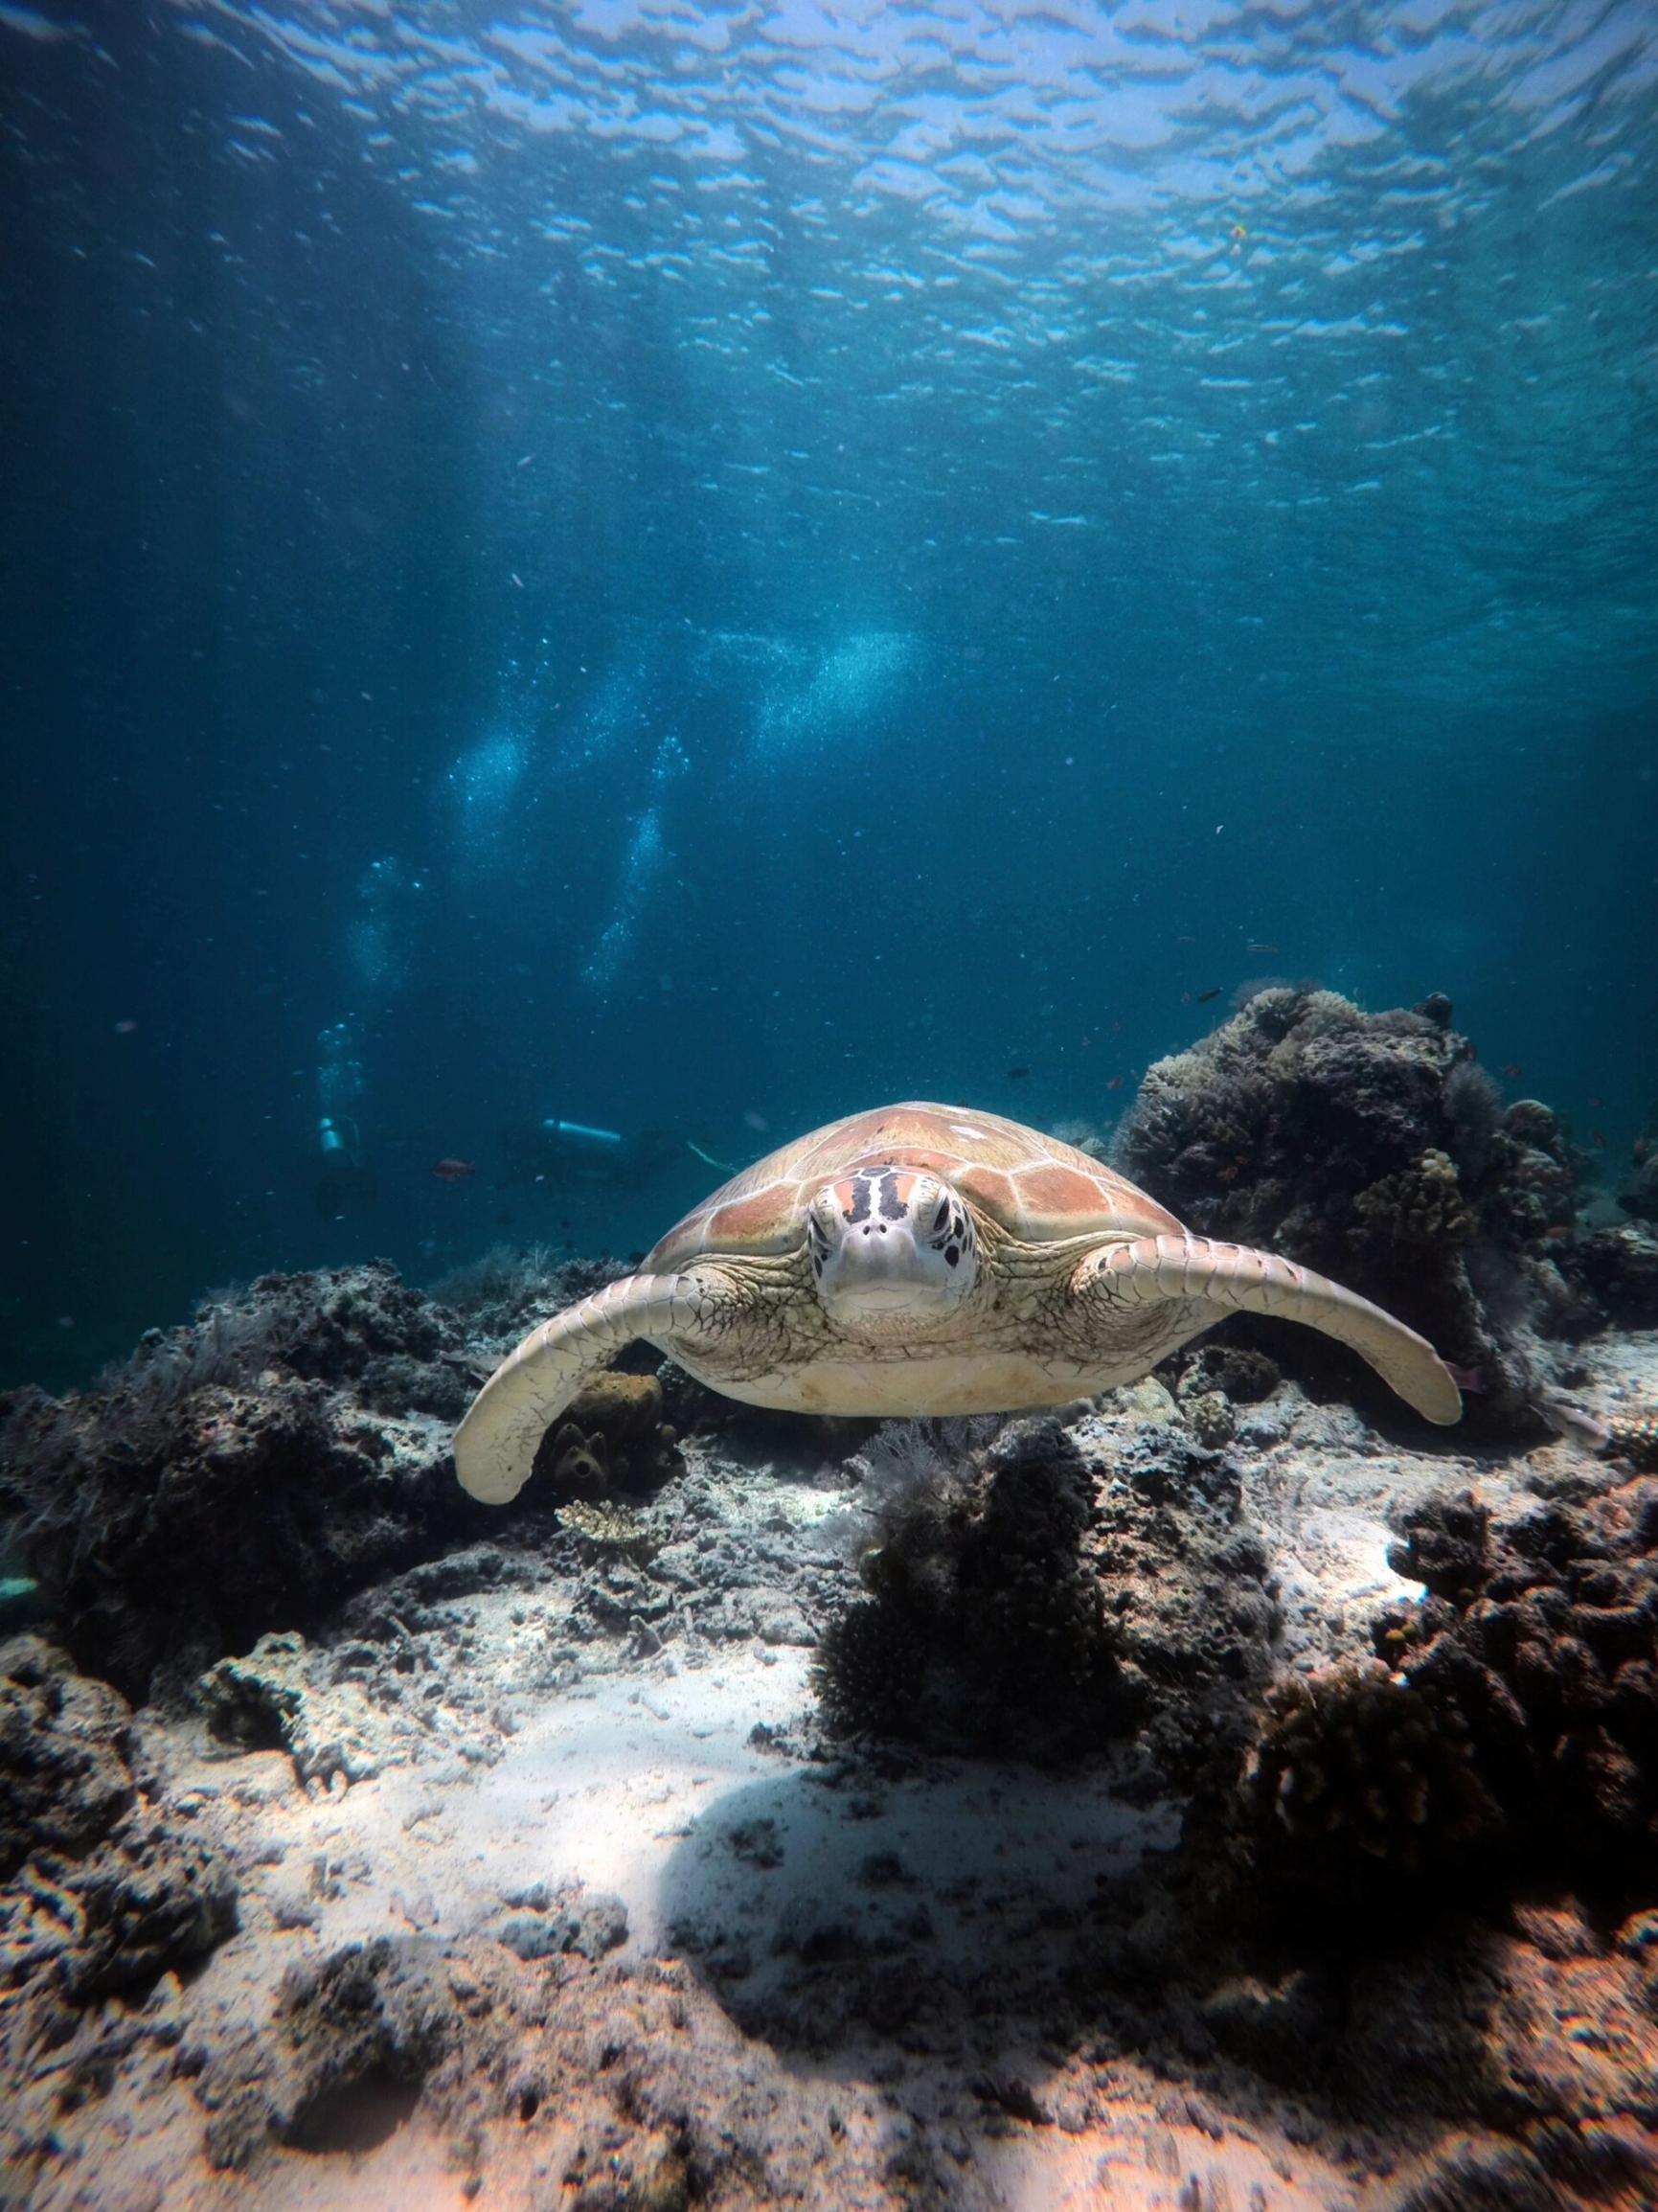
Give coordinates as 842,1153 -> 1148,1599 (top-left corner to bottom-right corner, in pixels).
954,1163 -> 1022,1222
647,1102 -> 1186,1267
1011,1160 -> 1143,1234
706,1190 -> 800,1249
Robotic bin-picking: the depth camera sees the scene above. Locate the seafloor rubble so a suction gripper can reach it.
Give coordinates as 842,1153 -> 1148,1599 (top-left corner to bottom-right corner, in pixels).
2,1013 -> 1658,2212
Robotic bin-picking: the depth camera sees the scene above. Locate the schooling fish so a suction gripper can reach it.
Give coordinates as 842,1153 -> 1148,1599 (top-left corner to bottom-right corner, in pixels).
433,1157 -> 477,1182
1195,988 -> 1223,1004
1107,1075 -> 1124,1090
1008,1065 -> 1031,1079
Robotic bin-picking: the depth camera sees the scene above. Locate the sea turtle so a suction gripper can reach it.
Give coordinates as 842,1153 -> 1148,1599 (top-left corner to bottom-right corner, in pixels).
454,1102 -> 1461,1503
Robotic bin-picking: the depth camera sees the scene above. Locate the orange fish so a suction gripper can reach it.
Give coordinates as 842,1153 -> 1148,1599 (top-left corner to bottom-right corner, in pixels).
433,1157 -> 477,1182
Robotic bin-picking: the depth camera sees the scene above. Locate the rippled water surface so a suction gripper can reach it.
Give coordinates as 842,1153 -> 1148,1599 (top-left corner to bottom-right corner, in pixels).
1,1 -> 1653,1378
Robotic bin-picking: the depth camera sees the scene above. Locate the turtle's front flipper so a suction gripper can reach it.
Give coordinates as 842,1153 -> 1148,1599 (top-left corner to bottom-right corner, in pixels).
1076,1234 -> 1462,1425
455,1271 -> 705,1504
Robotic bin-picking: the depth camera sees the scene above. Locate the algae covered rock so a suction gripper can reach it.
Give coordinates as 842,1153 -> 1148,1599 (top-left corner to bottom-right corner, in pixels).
0,1263 -> 499,1699
0,1635 -> 237,2025
1116,989 -> 1585,1428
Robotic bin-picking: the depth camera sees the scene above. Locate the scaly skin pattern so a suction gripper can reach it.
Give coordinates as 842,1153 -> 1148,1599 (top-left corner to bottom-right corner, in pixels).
454,1105 -> 1462,1503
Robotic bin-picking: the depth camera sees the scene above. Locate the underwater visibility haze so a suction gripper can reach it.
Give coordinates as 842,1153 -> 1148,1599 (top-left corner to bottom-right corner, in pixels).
1,0 -> 1654,1382
11,10 -> 1658,2208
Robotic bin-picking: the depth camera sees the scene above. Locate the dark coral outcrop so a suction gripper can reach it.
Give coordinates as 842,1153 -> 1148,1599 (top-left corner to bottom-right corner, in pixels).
1116,989 -> 1589,1428
812,1417 -> 1138,1757
1374,1476 -> 1658,1883
814,1414 -> 1277,1767
0,1635 -> 236,2048
0,1263 -> 497,1700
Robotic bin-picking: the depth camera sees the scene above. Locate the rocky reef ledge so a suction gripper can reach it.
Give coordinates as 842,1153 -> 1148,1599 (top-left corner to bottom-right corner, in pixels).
1,1003 -> 1656,2212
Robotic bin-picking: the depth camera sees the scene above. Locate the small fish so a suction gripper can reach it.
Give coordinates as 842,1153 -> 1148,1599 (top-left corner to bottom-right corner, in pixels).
1444,1362 -> 1486,1394
1195,988 -> 1222,1004
1500,1062 -> 1521,1078
1543,1222 -> 1576,1239
114,1019 -> 138,1035
1246,942 -> 1278,954
432,1157 -> 477,1182
1589,1096 -> 1604,1107
1591,1130 -> 1607,1149
1008,1065 -> 1031,1080
1177,935 -> 1196,945
1107,1075 -> 1124,1090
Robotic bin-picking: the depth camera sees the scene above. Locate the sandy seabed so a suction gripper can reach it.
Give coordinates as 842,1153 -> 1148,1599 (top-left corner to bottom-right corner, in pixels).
5,1334 -> 1658,2212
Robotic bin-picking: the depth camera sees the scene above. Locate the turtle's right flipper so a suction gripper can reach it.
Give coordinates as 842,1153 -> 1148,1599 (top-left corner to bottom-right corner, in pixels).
455,1271 -> 704,1504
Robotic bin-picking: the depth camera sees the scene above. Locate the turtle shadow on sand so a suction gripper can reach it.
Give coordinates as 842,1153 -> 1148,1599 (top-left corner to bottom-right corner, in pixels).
654,1748 -> 1174,2064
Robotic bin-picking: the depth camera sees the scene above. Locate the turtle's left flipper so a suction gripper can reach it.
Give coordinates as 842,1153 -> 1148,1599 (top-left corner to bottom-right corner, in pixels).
455,1270 -> 708,1504
1077,1233 -> 1462,1426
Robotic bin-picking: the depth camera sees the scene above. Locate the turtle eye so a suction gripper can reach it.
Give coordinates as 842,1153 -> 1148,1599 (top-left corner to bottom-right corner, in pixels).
933,1199 -> 950,1232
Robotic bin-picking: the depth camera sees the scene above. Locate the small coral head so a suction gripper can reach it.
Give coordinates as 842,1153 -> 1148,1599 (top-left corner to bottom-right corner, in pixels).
806,1165 -> 977,1325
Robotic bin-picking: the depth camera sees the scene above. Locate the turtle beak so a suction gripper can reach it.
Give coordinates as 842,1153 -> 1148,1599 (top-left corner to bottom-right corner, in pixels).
807,1170 -> 976,1328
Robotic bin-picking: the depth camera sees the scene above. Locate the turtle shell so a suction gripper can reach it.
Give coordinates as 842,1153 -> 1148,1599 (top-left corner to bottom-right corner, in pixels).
646,1101 -> 1182,1271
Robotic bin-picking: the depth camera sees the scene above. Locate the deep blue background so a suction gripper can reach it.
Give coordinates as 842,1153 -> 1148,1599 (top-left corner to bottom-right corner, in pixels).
2,0 -> 1654,1389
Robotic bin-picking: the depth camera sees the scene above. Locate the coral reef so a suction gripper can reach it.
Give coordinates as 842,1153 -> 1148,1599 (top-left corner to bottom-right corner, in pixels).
1375,1476 -> 1658,1883
1562,1221 -> 1658,1330
540,1369 -> 681,1497
1618,1115 -> 1658,1224
426,1244 -> 629,1346
0,1634 -> 237,2076
1117,990 -> 1587,1428
0,1263 -> 496,1700
812,1417 -> 1135,1756
1240,1657 -> 1501,1886
813,1410 -> 1278,1767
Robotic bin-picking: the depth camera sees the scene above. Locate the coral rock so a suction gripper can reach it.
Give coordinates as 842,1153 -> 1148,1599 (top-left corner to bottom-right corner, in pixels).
1242,1658 -> 1501,1881
0,1635 -> 237,2053
0,1264 -> 502,1699
1115,989 -> 1584,1429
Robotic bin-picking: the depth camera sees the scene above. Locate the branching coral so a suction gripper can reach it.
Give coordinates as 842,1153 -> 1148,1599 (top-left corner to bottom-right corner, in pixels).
1375,1478 -> 1658,1881
1351,1149 -> 1475,1250
1241,1658 -> 1501,1882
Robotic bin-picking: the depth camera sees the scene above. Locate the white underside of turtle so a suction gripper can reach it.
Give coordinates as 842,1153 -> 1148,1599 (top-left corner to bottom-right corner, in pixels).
455,1102 -> 1462,1505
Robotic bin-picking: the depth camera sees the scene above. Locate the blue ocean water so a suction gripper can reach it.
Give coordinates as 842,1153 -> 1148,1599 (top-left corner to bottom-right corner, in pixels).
1,0 -> 1653,1390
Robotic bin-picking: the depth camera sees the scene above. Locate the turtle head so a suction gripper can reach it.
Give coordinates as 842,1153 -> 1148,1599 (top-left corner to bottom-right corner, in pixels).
806,1166 -> 977,1327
